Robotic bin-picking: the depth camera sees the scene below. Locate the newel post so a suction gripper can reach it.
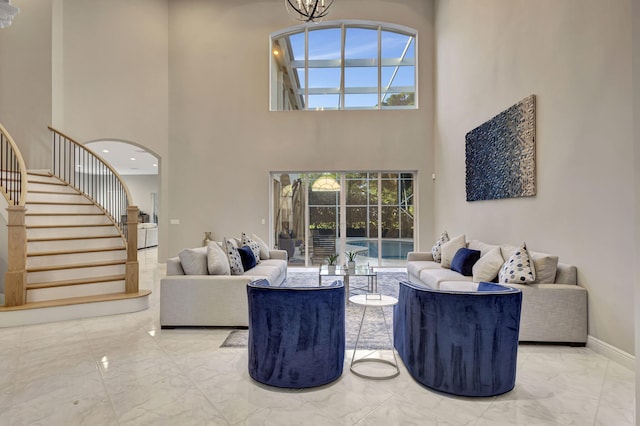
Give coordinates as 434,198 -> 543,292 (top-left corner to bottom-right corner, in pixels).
4,205 -> 27,306
125,205 -> 139,293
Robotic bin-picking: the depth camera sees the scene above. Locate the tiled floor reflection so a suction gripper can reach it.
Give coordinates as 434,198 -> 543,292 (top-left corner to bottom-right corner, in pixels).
0,248 -> 634,425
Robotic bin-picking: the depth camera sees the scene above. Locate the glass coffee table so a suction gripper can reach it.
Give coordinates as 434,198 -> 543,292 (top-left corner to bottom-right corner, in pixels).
318,265 -> 378,298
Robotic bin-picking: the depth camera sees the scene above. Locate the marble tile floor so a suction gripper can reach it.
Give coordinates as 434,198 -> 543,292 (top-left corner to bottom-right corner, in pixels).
0,248 -> 634,425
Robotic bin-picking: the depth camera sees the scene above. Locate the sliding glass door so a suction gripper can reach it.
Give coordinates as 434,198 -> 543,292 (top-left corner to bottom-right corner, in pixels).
272,171 -> 415,267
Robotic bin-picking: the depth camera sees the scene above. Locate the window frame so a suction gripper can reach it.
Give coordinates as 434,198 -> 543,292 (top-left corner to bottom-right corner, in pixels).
270,20 -> 418,111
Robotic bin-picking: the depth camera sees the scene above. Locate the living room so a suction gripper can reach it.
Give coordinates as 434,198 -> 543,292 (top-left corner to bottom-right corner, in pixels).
0,0 -> 637,424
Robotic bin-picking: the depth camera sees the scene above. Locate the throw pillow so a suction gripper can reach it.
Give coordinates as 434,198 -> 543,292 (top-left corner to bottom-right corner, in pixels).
241,233 -> 261,264
251,233 -> 271,260
530,251 -> 559,283
238,245 -> 257,271
207,242 -> 231,275
223,237 -> 245,275
431,230 -> 450,263
499,242 -> 536,284
440,234 -> 466,269
450,248 -> 481,277
472,247 -> 504,282
178,247 -> 208,275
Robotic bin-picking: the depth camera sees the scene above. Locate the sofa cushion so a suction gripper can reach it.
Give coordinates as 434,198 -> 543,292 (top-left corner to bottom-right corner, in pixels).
431,230 -> 449,263
407,260 -> 442,279
499,242 -> 535,284
244,264 -> 282,285
441,234 -> 466,269
418,268 -> 473,289
530,251 -> 559,283
238,245 -> 258,271
251,233 -> 271,260
439,281 -> 480,292
207,242 -> 230,275
178,247 -> 208,275
472,247 -> 504,283
450,248 -> 481,277
224,237 -> 245,275
259,258 -> 288,278
241,233 -> 262,264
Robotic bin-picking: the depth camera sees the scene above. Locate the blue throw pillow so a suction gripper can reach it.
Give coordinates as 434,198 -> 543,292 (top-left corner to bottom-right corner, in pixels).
238,245 -> 257,271
450,248 -> 481,277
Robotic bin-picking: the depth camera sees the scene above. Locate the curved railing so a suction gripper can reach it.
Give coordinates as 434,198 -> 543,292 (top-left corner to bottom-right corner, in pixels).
48,127 -> 134,235
0,123 -> 28,206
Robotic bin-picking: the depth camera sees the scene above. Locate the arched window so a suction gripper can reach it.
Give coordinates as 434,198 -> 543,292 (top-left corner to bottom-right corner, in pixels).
271,21 -> 417,111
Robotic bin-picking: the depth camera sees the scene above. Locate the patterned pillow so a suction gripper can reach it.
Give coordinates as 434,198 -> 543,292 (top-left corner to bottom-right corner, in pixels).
499,242 -> 536,284
223,237 -> 244,275
431,230 -> 449,263
241,232 -> 261,264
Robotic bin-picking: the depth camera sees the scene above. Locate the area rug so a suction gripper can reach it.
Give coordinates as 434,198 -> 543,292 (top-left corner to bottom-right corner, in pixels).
220,271 -> 407,349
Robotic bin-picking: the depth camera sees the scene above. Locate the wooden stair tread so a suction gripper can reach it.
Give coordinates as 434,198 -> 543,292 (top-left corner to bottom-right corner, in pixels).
27,171 -> 54,177
28,259 -> 126,273
28,235 -> 120,242
26,212 -> 104,216
26,274 -> 127,289
27,224 -> 113,229
26,201 -> 94,206
28,246 -> 126,257
0,290 -> 151,311
28,190 -> 80,195
27,179 -> 67,186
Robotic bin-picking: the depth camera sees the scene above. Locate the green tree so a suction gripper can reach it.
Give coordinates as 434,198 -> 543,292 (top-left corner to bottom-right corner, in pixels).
381,92 -> 415,107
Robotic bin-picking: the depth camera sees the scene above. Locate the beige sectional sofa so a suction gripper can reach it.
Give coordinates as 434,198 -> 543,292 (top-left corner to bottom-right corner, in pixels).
160,247 -> 288,328
407,239 -> 588,345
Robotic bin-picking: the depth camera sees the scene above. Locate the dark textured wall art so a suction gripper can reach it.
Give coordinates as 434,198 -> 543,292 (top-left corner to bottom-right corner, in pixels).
465,95 -> 536,202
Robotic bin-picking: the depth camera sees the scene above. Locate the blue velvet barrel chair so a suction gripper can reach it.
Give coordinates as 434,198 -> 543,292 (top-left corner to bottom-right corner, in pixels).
393,281 -> 522,397
246,279 -> 345,389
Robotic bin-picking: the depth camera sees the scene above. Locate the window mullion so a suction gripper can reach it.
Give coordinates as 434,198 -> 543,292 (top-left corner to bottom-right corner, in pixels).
340,23 -> 345,110
377,25 -> 382,110
304,28 -> 309,110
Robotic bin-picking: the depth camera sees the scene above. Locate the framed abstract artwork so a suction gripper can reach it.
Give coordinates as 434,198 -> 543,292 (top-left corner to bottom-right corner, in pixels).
465,95 -> 536,202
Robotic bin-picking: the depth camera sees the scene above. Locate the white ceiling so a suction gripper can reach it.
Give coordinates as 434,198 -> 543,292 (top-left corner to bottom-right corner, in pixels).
84,141 -> 158,175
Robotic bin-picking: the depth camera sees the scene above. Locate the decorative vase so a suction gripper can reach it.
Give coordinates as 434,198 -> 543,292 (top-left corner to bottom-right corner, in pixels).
347,261 -> 356,274
202,231 -> 213,247
328,265 -> 336,274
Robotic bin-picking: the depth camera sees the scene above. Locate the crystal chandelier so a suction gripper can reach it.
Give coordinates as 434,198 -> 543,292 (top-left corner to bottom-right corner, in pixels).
285,0 -> 334,23
0,0 -> 19,29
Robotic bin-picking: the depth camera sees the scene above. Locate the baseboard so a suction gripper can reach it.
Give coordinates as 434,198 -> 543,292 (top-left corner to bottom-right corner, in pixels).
587,335 -> 635,371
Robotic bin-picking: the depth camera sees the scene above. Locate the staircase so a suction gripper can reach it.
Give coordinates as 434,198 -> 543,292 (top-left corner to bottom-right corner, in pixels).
0,125 -> 150,327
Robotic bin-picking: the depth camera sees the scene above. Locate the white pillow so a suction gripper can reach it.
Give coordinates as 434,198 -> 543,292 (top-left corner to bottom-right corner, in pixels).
530,251 -> 559,283
178,247 -> 208,275
223,237 -> 244,275
440,234 -> 466,269
251,233 -> 271,260
472,247 -> 504,282
241,232 -> 262,264
499,242 -> 536,284
431,230 -> 449,263
207,242 -> 230,275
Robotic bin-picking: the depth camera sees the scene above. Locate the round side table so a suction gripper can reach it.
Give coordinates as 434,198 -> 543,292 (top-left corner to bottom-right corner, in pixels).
349,294 -> 399,380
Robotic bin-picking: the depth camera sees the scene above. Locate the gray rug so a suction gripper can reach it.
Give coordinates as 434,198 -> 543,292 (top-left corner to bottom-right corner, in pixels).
220,271 -> 407,349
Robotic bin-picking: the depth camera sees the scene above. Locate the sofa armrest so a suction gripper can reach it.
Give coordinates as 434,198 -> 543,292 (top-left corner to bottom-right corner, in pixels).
166,257 -> 184,276
269,249 -> 288,261
407,251 -> 434,262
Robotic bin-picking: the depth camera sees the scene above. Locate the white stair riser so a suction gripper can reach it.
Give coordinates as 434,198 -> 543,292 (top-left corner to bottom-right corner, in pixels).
26,192 -> 89,203
26,204 -> 102,214
27,226 -> 120,239
27,250 -> 126,268
26,182 -> 76,193
28,237 -> 125,253
27,264 -> 126,284
25,215 -> 112,226
26,281 -> 126,303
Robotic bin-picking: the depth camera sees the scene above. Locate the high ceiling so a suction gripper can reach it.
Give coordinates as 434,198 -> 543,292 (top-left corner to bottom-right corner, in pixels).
84,141 -> 158,176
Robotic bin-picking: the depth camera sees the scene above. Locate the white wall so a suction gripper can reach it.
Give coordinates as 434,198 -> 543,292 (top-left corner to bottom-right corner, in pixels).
167,0 -> 435,254
632,0 -> 639,415
435,0 -> 634,354
0,0 -> 53,169
58,0 -> 170,259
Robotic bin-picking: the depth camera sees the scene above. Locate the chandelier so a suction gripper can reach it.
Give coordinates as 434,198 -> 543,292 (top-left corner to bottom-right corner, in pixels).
285,0 -> 334,23
0,0 -> 19,29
